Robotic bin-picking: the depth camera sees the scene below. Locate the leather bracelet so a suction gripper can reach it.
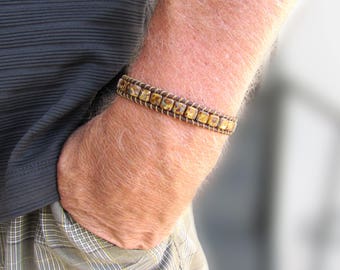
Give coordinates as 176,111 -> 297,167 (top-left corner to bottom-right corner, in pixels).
116,75 -> 238,135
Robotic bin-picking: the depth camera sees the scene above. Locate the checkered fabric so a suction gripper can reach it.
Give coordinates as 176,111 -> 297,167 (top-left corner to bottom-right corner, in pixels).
0,202 -> 208,270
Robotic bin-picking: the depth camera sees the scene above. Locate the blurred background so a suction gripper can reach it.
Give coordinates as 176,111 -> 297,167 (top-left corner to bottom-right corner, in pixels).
193,1 -> 340,269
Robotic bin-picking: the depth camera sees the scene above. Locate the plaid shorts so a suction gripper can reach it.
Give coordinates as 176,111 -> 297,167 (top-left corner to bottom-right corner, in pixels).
0,202 -> 208,270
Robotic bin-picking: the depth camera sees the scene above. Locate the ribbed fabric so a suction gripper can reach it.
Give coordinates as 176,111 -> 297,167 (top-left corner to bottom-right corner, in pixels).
0,0 -> 152,221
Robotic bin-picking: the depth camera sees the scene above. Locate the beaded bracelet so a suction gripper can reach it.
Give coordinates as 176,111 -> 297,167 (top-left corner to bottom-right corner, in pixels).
116,75 -> 238,135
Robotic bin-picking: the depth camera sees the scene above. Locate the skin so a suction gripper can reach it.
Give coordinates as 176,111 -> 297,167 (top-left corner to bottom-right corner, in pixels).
57,0 -> 296,250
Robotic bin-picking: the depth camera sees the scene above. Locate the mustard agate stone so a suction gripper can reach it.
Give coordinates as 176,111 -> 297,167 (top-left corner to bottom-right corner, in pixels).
118,79 -> 128,91
150,93 -> 162,106
139,89 -> 151,102
228,121 -> 237,132
160,97 -> 175,111
207,114 -> 220,127
218,118 -> 229,130
196,111 -> 209,124
184,106 -> 198,120
172,101 -> 187,115
128,84 -> 141,97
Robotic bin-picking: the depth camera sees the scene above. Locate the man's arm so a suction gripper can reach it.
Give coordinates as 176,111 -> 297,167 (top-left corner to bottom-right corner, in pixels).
57,0 -> 295,249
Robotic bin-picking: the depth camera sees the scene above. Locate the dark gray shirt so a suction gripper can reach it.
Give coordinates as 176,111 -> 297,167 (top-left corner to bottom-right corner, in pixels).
0,0 -> 152,221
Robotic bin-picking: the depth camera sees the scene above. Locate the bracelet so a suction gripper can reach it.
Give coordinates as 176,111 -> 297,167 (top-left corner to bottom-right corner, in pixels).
116,75 -> 238,135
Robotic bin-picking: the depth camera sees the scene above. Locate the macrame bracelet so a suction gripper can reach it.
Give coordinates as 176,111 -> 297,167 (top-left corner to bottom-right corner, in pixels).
116,75 -> 238,135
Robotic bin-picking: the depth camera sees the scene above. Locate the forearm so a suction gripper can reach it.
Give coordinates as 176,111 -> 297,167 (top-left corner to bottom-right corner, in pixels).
102,0 -> 296,194
129,0 -> 295,114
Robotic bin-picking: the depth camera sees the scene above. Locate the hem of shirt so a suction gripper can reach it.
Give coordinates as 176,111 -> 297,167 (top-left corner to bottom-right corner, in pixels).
0,160 -> 60,222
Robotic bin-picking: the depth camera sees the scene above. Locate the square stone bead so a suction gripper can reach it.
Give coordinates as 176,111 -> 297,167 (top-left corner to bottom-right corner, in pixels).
228,121 -> 237,132
207,114 -> 220,127
160,97 -> 175,111
128,84 -> 141,97
117,78 -> 128,91
184,106 -> 198,120
139,89 -> 151,102
172,101 -> 187,115
196,111 -> 210,124
150,93 -> 162,106
218,118 -> 229,130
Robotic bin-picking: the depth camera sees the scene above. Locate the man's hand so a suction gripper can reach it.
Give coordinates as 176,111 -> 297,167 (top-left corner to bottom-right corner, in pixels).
57,0 -> 295,249
57,98 -> 224,249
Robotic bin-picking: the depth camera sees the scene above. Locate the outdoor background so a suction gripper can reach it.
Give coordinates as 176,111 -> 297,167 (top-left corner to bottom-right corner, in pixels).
193,1 -> 340,270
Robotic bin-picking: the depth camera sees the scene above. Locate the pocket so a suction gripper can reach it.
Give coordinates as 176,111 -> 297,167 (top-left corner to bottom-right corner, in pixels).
46,201 -> 178,269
